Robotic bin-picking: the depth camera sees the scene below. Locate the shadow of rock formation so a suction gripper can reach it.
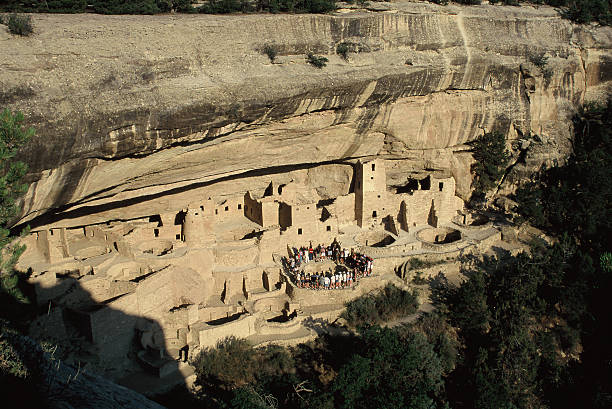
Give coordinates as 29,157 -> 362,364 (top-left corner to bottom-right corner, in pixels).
2,270 -> 190,408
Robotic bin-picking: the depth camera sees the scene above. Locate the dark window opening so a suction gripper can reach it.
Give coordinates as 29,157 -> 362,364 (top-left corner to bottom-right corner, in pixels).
215,209 -> 218,215
200,206 -> 204,210
439,182 -> 444,191
194,212 -> 198,216
326,226 -> 331,231
149,214 -> 162,226
154,229 -> 159,237
174,211 -> 186,226
49,230 -> 54,236
395,178 -> 420,194
298,228 -> 303,235
372,163 -> 375,171
372,211 -> 377,217
238,204 -> 242,210
225,206 -> 229,211
419,176 -> 431,190
264,182 -> 274,197
176,234 -> 181,240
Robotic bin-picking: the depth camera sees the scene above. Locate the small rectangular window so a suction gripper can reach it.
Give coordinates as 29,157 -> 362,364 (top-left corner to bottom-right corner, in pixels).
439,182 -> 444,191
238,204 -> 242,210
154,229 -> 159,237
298,228 -> 303,235
215,209 -> 218,215
176,234 -> 181,240
326,226 -> 331,231
372,163 -> 375,171
225,206 -> 229,211
372,211 -> 377,217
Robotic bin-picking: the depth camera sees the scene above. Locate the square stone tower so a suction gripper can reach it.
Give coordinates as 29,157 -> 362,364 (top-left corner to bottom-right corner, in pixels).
355,159 -> 387,228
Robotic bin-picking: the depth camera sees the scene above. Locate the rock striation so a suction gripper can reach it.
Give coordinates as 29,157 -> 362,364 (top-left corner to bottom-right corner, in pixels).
1,3 -> 611,228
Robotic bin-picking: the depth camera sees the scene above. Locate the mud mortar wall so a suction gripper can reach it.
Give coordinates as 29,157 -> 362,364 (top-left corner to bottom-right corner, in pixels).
2,4 -> 611,228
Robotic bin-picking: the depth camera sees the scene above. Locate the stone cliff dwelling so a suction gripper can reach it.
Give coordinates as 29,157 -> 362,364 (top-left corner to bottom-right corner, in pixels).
19,159 -> 501,380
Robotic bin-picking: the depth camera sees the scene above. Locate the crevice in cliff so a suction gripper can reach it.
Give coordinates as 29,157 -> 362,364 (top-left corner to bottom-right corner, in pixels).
494,145 -> 529,197
579,48 -> 588,100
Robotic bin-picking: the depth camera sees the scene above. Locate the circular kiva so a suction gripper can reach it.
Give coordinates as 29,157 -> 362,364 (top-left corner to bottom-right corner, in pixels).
452,212 -> 490,228
283,244 -> 374,290
417,227 -> 462,245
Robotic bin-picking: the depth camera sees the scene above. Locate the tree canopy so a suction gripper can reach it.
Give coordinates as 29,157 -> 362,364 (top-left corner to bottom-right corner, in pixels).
0,109 -> 33,320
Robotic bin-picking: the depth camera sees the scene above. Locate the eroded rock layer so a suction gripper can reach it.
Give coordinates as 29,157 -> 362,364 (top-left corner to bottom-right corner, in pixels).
2,3 -> 611,228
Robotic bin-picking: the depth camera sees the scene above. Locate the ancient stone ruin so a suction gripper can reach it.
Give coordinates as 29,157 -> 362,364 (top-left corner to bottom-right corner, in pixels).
18,158 -> 501,380
3,2 -> 610,395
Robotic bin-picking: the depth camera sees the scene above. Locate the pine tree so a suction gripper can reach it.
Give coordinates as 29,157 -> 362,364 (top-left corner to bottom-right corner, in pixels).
0,109 -> 33,308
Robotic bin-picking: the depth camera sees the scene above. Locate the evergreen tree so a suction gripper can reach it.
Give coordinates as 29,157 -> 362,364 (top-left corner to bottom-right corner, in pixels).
470,131 -> 510,201
0,109 -> 33,317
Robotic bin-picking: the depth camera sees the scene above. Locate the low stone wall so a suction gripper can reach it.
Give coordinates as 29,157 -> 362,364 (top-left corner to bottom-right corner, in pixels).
198,314 -> 257,348
358,241 -> 423,258
257,316 -> 305,336
248,283 -> 287,303
252,297 -> 288,314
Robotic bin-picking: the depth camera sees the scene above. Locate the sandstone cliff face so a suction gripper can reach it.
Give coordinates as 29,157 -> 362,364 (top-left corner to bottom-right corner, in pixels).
1,3 -> 610,228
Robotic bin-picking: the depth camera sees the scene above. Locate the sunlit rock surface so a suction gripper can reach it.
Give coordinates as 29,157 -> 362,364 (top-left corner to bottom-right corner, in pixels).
1,2 -> 610,228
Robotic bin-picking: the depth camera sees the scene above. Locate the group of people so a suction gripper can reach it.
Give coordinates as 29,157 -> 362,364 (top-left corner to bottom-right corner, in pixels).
283,240 -> 374,290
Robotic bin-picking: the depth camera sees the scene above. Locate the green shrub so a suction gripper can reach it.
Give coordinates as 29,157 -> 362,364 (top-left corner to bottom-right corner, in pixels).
529,52 -> 549,70
336,42 -> 349,60
342,284 -> 419,326
561,0 -> 612,25
5,14 -> 33,36
408,257 -> 445,270
470,131 -> 510,200
528,52 -> 554,84
306,53 -> 328,68
197,0 -> 336,14
262,43 -> 279,63
412,271 -> 427,285
193,337 -> 295,391
193,337 -> 257,388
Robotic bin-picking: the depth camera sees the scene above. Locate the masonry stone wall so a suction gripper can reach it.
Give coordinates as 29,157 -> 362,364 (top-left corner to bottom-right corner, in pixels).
261,200 -> 279,227
334,193 -> 355,224
198,314 -> 257,348
183,209 -> 214,246
244,192 -> 264,226
355,159 -> 387,227
290,203 -> 318,237
214,197 -> 244,222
